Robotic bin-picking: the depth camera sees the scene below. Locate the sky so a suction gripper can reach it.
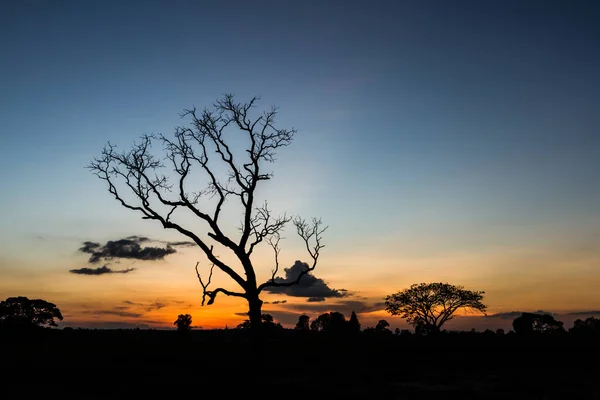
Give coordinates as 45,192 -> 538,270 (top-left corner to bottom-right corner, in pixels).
1,0 -> 599,332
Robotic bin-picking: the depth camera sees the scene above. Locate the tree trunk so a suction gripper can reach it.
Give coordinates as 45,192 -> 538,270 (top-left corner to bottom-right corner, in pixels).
247,294 -> 264,331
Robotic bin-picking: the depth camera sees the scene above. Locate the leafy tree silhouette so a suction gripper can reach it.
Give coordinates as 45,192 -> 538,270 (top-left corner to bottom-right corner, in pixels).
174,314 -> 193,332
310,312 -> 348,334
375,319 -> 391,334
295,314 -> 310,331
512,312 -> 564,336
0,296 -> 63,330
385,282 -> 487,335
88,94 -> 327,333
569,316 -> 600,336
238,313 -> 282,333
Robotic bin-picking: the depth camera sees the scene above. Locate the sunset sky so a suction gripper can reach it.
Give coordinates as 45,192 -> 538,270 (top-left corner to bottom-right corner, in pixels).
1,0 -> 599,332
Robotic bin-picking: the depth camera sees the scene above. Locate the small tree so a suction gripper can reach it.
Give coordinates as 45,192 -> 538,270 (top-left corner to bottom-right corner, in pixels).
385,282 -> 487,334
88,94 -> 327,332
0,296 -> 63,329
174,313 -> 192,332
375,319 -> 391,333
348,311 -> 361,333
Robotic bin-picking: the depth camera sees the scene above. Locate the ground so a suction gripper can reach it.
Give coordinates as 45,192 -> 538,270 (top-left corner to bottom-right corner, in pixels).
1,328 -> 598,399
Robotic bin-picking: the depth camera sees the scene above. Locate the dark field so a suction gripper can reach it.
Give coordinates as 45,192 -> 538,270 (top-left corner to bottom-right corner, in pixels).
2,329 -> 599,399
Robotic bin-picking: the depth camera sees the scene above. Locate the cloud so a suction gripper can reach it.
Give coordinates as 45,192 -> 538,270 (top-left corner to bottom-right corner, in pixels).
62,321 -> 159,330
166,241 -> 196,247
485,310 -> 556,319
264,300 -> 287,305
88,310 -> 143,318
123,300 -> 170,312
307,297 -> 325,302
282,299 -> 384,316
263,260 -> 351,299
564,310 -> 600,316
69,265 -> 136,275
78,236 -> 177,264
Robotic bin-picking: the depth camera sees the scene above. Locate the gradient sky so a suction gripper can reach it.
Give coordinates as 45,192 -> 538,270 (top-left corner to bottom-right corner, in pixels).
1,0 -> 599,332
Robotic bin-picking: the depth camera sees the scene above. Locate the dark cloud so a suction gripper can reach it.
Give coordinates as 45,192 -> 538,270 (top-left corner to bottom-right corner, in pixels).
485,310 -> 556,319
69,266 -> 136,275
78,236 -> 177,264
264,300 -> 287,305
122,300 -> 170,312
307,297 -> 325,302
62,321 -> 158,330
263,260 -> 351,299
564,310 -> 600,316
167,241 -> 196,247
88,310 -> 143,318
80,241 -> 100,253
282,299 -> 383,316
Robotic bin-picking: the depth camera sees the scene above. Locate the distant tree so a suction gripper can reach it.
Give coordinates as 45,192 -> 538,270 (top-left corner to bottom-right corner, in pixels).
385,283 -> 487,334
512,312 -> 564,335
88,94 -> 327,332
295,314 -> 310,331
310,312 -> 347,333
363,319 -> 393,337
237,313 -> 282,331
0,296 -> 63,329
375,319 -> 391,333
348,311 -> 361,333
495,328 -> 505,335
398,329 -> 412,337
174,314 -> 192,332
569,316 -> 600,336
261,313 -> 283,332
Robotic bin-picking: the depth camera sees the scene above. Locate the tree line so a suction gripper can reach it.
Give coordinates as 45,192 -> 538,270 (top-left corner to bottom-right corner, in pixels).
4,295 -> 600,338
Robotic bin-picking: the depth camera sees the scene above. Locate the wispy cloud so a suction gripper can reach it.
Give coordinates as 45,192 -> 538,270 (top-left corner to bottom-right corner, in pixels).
78,236 -> 179,264
87,310 -> 143,318
69,265 -> 136,275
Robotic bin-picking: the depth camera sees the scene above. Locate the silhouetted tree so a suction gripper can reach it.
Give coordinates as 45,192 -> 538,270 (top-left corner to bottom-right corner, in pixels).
88,94 -> 327,332
375,319 -> 391,334
174,314 -> 192,332
348,311 -> 361,333
295,314 -> 310,331
569,316 -> 600,336
237,313 -> 282,332
512,312 -> 564,336
385,283 -> 487,334
0,296 -> 63,329
310,312 -> 348,334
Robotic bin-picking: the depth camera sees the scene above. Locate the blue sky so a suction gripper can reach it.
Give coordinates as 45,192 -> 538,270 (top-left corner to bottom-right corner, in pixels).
1,0 -> 599,330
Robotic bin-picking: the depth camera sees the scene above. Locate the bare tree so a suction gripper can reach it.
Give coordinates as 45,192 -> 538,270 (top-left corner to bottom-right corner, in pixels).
88,94 -> 327,331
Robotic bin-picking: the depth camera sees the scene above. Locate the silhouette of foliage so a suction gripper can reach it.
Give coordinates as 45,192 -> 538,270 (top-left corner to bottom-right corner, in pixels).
0,296 -> 63,329
174,314 -> 192,332
295,314 -> 310,331
569,316 -> 600,336
348,311 -> 361,333
512,312 -> 565,335
385,282 -> 487,334
375,319 -> 391,333
363,319 -> 393,336
237,313 -> 283,333
88,94 -> 327,332
310,312 -> 348,333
